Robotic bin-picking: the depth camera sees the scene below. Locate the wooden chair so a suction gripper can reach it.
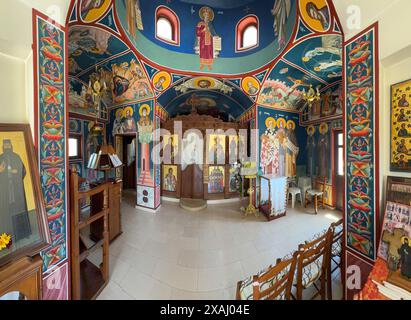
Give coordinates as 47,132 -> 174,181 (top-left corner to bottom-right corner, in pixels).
236,253 -> 299,300
292,228 -> 333,300
327,219 -> 344,300
305,177 -> 327,214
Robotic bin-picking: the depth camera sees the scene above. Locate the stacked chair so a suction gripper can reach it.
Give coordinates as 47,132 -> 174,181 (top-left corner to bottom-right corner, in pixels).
237,219 -> 344,300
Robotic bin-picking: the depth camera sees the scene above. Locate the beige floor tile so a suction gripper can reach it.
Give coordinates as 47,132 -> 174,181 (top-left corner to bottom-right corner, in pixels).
98,195 -> 343,300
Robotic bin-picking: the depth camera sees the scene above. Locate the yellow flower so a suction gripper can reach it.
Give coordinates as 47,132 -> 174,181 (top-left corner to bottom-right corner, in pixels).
0,233 -> 11,251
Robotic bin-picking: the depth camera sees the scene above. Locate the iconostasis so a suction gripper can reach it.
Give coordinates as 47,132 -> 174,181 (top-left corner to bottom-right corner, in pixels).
66,0 -> 344,209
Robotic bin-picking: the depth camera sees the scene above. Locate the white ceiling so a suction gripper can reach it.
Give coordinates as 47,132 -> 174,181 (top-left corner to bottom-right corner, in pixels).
0,0 -> 71,60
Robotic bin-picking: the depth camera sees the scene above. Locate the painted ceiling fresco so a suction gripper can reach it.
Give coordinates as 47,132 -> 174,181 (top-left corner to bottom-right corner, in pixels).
67,0 -> 343,121
115,0 -> 298,75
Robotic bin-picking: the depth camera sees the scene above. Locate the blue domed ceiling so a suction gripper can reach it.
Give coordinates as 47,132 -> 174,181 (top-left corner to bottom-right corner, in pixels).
67,0 -> 343,121
115,0 -> 297,75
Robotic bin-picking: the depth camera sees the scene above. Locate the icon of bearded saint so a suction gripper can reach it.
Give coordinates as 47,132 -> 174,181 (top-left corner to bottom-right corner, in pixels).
0,140 -> 31,241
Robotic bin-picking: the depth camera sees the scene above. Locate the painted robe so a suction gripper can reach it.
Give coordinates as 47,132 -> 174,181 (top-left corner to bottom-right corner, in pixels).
196,21 -> 216,66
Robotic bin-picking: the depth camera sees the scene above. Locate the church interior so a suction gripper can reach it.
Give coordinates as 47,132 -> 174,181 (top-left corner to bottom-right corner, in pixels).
1,0 -> 411,302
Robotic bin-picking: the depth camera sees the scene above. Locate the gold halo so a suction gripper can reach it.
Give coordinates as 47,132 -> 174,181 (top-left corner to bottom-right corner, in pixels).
115,108 -> 124,118
319,123 -> 329,134
277,118 -> 286,129
139,104 -> 151,116
199,6 -> 215,21
307,125 -> 316,136
401,236 -> 411,246
265,117 -> 276,129
242,76 -> 260,96
287,120 -> 296,130
124,106 -> 134,117
153,71 -> 172,91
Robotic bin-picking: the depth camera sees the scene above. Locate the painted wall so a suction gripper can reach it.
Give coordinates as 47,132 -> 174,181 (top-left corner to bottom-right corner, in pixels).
380,48 -> 411,212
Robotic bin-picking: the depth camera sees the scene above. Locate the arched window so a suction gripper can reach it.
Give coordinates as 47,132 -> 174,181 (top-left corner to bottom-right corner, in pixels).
236,15 -> 259,52
155,6 -> 180,46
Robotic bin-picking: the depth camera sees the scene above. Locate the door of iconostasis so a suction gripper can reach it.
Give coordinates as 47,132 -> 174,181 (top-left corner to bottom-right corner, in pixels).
160,114 -> 246,201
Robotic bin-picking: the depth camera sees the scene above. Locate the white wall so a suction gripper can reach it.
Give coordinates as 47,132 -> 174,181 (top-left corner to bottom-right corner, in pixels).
0,0 -> 70,134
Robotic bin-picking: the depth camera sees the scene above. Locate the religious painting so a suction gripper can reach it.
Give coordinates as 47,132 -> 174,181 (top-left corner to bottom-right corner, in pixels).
0,125 -> 50,268
271,0 -> 292,49
137,103 -> 154,186
241,77 -> 260,96
391,79 -> 411,172
195,7 -> 221,71
300,35 -> 342,80
80,0 -> 111,23
125,0 -> 143,39
208,134 -> 226,165
162,134 -> 179,164
299,0 -> 331,32
345,25 -> 378,260
258,79 -> 303,110
378,202 -> 411,291
153,71 -> 172,92
175,77 -> 232,94
68,79 -> 97,117
228,164 -> 241,193
317,123 -> 329,179
306,125 -> 316,177
162,165 -> 178,193
208,166 -> 225,194
259,111 -> 300,178
228,135 -> 239,164
112,57 -> 153,104
182,131 -> 204,170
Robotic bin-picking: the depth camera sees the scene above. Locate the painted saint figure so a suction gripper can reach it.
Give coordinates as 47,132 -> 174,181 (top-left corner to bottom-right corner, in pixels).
271,0 -> 291,49
164,168 -> 177,192
123,107 -> 137,133
398,237 -> 411,279
0,140 -> 31,241
318,125 -> 329,178
397,139 -> 409,154
81,0 -> 105,17
398,123 -> 409,138
112,109 -> 124,136
155,76 -> 167,91
306,1 -> 330,30
399,94 -> 410,108
195,7 -> 220,71
306,126 -> 316,177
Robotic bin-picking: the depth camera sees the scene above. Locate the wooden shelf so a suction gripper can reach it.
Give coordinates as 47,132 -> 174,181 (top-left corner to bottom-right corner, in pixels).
70,168 -> 109,300
79,259 -> 106,300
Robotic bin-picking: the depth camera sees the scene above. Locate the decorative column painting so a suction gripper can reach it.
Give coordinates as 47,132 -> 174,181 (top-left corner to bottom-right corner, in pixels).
345,23 -> 379,261
33,10 -> 69,300
135,100 -> 158,210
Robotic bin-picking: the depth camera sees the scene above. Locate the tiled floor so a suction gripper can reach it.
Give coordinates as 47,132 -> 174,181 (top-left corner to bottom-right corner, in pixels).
96,190 -> 343,300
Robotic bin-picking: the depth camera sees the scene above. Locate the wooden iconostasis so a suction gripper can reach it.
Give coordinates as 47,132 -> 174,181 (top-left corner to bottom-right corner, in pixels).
161,112 -> 248,201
